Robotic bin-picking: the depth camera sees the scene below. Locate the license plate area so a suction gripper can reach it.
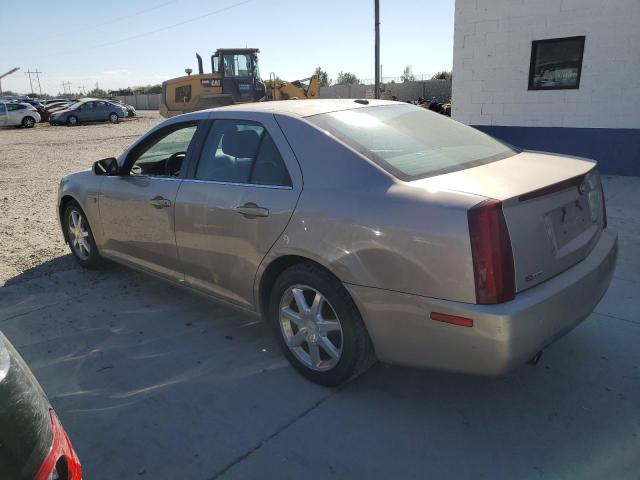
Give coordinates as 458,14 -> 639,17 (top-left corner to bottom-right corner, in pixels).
546,198 -> 590,250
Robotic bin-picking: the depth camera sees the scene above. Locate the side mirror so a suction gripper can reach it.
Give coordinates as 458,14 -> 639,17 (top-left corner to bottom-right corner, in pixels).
93,157 -> 119,176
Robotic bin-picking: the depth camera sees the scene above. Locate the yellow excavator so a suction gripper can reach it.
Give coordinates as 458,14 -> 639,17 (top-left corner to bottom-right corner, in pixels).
159,48 -> 320,117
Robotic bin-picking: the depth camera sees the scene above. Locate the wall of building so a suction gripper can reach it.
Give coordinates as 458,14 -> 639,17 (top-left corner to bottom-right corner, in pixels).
452,0 -> 640,175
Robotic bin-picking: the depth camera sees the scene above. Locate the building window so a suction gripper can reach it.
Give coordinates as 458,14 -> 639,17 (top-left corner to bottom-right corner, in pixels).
175,85 -> 192,103
528,36 -> 585,90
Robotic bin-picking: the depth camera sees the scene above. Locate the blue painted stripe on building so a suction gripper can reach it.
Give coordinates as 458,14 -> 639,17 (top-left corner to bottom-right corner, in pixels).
473,126 -> 640,176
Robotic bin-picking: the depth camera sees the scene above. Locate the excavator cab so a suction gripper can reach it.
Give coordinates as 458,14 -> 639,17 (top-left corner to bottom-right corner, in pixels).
211,48 -> 266,103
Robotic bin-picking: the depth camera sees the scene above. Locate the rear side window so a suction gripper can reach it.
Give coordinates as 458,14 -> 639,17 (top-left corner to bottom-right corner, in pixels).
251,133 -> 292,186
195,120 -> 291,187
307,104 -> 517,181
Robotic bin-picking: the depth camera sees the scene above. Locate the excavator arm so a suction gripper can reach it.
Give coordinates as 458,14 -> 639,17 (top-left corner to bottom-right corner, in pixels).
264,75 -> 320,101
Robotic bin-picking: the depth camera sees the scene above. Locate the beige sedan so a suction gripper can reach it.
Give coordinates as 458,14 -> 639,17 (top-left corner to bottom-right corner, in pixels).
57,100 -> 617,385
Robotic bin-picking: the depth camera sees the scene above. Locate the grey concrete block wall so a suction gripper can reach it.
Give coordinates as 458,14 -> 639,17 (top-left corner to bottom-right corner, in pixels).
115,94 -> 161,110
320,80 -> 451,103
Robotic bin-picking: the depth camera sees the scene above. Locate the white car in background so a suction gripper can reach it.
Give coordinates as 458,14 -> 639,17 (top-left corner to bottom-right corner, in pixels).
0,102 -> 41,128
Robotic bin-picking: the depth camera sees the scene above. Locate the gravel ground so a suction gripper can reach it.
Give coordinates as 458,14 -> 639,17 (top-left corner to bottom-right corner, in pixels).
0,112 -> 163,285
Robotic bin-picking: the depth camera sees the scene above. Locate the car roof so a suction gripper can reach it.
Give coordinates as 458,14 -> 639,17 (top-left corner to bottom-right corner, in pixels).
208,99 -> 400,118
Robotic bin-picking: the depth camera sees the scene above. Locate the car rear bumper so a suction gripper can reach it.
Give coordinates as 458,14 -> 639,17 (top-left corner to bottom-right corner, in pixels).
346,228 -> 618,375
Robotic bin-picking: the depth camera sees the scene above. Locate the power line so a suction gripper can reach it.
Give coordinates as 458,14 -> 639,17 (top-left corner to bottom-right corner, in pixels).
49,0 -> 177,37
48,0 -> 254,58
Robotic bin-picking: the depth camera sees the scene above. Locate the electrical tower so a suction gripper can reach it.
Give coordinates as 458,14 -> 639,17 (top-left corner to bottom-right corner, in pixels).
61,81 -> 72,95
25,69 -> 43,96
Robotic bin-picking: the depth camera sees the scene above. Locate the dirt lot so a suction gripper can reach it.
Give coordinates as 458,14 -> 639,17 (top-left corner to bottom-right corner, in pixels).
0,112 -> 163,285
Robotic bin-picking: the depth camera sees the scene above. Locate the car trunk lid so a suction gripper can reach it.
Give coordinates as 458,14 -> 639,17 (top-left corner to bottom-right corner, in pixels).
413,151 -> 605,292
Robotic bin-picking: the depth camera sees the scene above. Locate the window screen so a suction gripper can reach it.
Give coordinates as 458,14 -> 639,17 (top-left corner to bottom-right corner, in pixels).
175,85 -> 192,103
529,36 -> 585,90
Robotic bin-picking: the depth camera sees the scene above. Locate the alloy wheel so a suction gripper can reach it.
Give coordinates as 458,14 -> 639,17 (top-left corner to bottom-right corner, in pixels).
279,285 -> 343,371
68,209 -> 91,260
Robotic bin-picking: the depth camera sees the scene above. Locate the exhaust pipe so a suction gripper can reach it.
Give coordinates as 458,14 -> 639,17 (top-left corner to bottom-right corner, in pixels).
196,53 -> 204,75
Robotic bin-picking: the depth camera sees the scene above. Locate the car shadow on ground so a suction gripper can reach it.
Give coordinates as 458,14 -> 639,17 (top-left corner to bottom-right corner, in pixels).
0,255 -> 638,478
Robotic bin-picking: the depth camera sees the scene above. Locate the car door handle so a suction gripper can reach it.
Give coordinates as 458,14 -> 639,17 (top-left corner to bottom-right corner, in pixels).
235,203 -> 269,217
149,196 -> 172,208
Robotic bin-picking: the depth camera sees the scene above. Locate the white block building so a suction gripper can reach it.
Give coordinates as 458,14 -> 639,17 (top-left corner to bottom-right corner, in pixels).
452,0 -> 640,175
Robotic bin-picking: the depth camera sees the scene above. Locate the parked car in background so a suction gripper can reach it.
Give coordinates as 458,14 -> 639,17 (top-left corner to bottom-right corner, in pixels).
18,98 -> 46,118
0,331 -> 82,479
49,99 -> 127,126
43,98 -> 72,106
0,102 -> 41,127
41,101 -> 75,122
57,99 -> 617,386
104,98 -> 136,117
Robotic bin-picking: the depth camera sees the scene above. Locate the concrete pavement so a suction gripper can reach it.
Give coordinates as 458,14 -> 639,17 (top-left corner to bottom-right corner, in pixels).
1,175 -> 638,479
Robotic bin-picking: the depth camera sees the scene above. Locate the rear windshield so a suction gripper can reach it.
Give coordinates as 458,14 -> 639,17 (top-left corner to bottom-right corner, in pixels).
307,104 -> 517,181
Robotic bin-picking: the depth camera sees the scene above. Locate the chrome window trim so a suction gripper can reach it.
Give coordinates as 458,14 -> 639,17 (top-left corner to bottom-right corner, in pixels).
104,175 -> 182,181
181,178 -> 293,190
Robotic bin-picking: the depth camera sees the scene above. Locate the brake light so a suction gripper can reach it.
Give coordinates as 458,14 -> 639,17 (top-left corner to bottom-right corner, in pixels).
31,107 -> 38,112
33,410 -> 82,480
467,198 -> 515,304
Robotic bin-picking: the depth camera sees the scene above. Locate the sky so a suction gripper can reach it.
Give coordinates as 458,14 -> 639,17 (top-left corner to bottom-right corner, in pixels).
0,0 -> 454,96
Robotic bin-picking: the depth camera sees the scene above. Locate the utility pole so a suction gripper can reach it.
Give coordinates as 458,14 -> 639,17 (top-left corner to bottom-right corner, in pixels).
25,69 -> 43,96
25,70 -> 34,95
0,67 -> 20,96
374,0 -> 380,99
61,81 -> 72,95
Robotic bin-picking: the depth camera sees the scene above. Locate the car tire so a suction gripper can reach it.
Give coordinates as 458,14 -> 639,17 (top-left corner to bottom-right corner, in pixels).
269,263 -> 375,386
67,115 -> 78,126
109,112 -> 119,123
21,116 -> 36,128
63,201 -> 103,269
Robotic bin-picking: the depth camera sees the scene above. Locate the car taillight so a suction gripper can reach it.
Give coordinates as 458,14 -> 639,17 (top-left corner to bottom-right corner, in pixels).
467,198 -> 515,304
31,107 -> 38,112
33,410 -> 82,480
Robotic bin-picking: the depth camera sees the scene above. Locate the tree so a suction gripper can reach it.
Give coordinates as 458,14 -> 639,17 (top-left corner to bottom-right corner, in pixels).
87,82 -> 106,98
401,65 -> 415,82
314,67 -> 331,87
335,71 -> 360,85
431,70 -> 452,80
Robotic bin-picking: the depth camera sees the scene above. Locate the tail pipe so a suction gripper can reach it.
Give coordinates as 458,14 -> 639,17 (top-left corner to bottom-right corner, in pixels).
196,53 -> 204,75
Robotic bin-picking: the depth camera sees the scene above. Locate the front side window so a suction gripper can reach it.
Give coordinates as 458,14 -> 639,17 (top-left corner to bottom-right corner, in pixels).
195,120 -> 291,186
129,123 -> 198,177
308,105 -> 517,181
223,54 -> 251,77
529,36 -> 585,90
